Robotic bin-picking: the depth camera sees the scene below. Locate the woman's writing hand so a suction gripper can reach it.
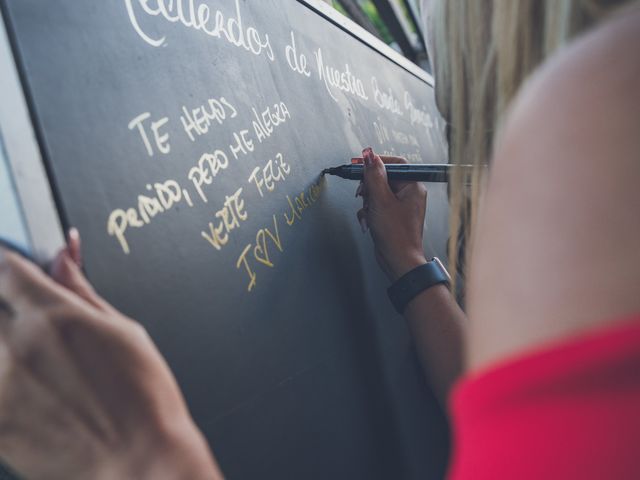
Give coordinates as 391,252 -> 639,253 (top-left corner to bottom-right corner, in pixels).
357,148 -> 428,282
0,231 -> 222,480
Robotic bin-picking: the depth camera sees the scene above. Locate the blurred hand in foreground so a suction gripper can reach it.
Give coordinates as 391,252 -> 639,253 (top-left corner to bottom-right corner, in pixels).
0,230 -> 222,480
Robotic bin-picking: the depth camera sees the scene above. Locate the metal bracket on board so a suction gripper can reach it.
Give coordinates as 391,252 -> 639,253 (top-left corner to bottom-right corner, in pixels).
0,5 -> 65,261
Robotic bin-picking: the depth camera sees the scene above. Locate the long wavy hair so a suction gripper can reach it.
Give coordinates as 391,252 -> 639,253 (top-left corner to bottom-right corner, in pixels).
426,0 -> 632,291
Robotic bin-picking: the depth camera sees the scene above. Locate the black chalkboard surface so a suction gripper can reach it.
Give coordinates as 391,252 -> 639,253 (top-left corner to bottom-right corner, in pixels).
2,1 -> 450,478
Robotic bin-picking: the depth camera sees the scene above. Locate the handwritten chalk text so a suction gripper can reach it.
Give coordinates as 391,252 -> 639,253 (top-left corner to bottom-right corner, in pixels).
124,0 -> 275,61
107,179 -> 189,254
236,214 -> 283,292
201,187 -> 248,251
314,48 -> 368,102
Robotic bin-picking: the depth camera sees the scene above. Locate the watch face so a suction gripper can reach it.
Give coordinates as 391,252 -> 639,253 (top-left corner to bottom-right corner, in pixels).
432,257 -> 452,282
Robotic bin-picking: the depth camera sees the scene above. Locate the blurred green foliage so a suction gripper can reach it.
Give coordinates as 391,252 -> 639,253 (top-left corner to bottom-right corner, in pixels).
332,0 -> 394,44
331,1 -> 349,16
360,1 -> 395,43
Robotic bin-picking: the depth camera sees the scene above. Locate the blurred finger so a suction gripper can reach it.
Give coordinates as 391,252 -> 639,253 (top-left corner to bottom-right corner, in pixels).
49,250 -> 114,314
67,228 -> 82,267
50,229 -> 116,314
355,181 -> 364,198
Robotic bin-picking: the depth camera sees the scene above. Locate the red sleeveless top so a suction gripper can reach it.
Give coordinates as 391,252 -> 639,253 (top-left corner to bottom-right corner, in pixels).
448,316 -> 640,479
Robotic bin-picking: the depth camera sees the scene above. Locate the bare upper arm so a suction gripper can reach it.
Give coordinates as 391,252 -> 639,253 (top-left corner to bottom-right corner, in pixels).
467,5 -> 640,371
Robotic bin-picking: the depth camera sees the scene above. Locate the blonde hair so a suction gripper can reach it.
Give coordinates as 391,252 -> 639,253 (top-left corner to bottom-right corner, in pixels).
429,0 -> 632,291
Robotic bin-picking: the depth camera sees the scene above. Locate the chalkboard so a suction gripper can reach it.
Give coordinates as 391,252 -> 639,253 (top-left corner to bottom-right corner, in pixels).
1,1 -> 451,478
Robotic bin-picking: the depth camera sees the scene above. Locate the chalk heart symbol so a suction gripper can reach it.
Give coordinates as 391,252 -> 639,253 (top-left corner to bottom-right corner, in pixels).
253,230 -> 274,267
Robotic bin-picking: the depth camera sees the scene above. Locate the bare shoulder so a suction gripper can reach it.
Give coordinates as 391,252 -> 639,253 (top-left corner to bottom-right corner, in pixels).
467,5 -> 640,371
503,2 -> 640,158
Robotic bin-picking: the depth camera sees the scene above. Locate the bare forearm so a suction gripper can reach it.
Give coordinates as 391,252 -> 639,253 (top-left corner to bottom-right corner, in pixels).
403,284 -> 466,407
353,149 -> 467,406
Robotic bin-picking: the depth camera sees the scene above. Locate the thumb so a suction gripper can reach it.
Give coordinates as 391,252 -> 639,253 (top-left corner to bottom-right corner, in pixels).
362,147 -> 394,205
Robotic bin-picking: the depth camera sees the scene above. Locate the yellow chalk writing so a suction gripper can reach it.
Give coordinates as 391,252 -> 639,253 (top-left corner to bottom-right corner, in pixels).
201,187 -> 248,251
248,153 -> 291,197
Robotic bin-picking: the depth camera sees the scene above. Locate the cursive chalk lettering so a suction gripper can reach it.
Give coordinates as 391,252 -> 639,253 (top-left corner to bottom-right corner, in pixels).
285,31 -> 311,77
371,77 -> 403,116
284,177 -> 325,227
314,48 -> 368,102
404,91 -> 434,131
373,120 -> 390,144
124,0 -> 274,61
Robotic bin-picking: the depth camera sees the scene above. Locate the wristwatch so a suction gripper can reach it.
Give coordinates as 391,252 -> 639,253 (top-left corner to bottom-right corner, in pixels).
387,257 -> 451,314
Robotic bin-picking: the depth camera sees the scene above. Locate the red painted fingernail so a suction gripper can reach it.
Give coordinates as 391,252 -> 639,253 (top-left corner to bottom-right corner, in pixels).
67,227 -> 82,266
362,147 -> 374,166
68,227 -> 79,243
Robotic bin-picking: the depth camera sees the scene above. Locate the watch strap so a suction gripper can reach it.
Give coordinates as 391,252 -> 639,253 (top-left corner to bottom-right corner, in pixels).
387,258 -> 450,314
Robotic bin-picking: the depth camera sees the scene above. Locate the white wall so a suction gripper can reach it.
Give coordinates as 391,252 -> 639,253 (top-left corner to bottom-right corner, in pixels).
0,132 -> 30,250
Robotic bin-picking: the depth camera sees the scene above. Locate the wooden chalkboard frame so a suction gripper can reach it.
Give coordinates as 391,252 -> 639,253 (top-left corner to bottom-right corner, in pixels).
0,0 -> 434,265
